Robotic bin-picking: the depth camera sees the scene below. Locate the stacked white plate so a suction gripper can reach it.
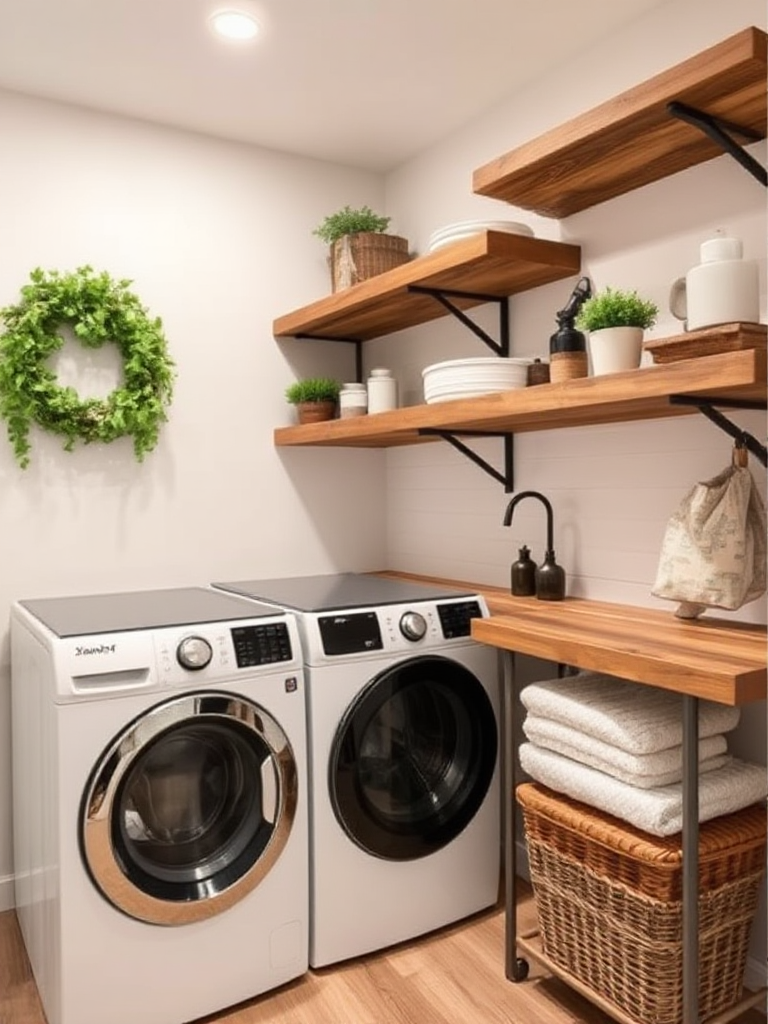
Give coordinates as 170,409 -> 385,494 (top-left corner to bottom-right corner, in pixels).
422,357 -> 531,404
428,219 -> 534,253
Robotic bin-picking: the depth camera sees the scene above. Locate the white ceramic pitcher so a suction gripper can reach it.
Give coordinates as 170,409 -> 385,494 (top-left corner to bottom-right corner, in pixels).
669,235 -> 759,331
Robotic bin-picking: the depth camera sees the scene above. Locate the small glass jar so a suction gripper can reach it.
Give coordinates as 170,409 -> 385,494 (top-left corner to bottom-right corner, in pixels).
367,367 -> 397,414
339,382 -> 368,418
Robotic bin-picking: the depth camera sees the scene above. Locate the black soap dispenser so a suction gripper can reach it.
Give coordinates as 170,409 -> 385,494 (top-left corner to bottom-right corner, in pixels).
503,490 -> 566,602
536,548 -> 567,602
511,545 -> 537,596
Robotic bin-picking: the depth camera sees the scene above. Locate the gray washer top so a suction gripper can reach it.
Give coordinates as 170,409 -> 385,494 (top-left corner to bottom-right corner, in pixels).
19,586 -> 280,638
212,573 -> 474,613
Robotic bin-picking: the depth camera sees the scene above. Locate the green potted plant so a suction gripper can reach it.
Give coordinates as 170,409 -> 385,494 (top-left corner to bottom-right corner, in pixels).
313,205 -> 410,292
285,377 -> 341,424
575,287 -> 659,376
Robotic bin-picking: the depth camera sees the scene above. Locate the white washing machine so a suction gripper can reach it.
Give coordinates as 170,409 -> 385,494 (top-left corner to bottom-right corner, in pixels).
10,586 -> 309,1024
212,574 -> 501,968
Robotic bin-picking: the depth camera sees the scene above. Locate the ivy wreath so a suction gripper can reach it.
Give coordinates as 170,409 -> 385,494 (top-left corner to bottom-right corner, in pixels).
0,266 -> 175,468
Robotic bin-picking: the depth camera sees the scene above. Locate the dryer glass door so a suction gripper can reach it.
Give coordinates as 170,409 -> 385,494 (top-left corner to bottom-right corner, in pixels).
81,692 -> 298,924
329,655 -> 497,860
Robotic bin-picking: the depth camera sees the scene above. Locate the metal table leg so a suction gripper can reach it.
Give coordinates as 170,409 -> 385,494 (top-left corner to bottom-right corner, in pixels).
682,695 -> 700,1024
502,650 -> 528,981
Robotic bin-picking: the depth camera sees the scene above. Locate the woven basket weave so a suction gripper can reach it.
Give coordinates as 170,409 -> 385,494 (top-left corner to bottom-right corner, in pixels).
517,783 -> 766,1024
330,233 -> 410,291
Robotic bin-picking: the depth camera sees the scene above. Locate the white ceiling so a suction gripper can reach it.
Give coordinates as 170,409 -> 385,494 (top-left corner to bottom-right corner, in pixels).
0,0 -> 671,172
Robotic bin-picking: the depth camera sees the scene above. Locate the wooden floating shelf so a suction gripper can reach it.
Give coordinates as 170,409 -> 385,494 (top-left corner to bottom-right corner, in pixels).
273,231 -> 581,342
472,26 -> 768,217
274,347 -> 767,449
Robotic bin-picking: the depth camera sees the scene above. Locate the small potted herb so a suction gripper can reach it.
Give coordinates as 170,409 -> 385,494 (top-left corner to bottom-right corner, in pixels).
313,205 -> 409,292
575,287 -> 659,376
285,377 -> 341,424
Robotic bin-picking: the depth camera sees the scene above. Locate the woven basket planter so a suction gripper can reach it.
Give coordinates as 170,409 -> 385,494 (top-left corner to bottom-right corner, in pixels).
517,782 -> 766,1024
330,233 -> 410,291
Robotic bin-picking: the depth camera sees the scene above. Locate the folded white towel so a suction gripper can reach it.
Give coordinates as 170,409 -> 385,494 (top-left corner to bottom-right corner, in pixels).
523,714 -> 730,788
520,672 -> 740,754
519,742 -> 768,836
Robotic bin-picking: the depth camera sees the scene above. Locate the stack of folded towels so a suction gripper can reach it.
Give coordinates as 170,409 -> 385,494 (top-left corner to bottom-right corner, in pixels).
519,671 -> 768,837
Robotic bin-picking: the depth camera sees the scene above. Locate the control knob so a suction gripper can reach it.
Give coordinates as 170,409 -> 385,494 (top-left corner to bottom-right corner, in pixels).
399,611 -> 427,642
177,635 -> 213,670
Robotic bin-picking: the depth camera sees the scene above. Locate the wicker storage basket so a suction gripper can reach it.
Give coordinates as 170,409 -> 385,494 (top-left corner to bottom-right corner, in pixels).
517,782 -> 766,1024
331,233 -> 410,291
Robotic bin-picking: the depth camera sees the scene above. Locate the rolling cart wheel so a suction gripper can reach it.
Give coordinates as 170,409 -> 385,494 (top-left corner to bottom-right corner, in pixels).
512,958 -> 529,982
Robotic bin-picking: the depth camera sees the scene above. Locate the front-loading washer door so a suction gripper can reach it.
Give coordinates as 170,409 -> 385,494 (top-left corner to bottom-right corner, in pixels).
81,691 -> 298,925
329,655 -> 497,861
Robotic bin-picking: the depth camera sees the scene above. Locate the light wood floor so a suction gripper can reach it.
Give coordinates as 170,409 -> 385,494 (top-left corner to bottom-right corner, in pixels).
2,885 -> 765,1024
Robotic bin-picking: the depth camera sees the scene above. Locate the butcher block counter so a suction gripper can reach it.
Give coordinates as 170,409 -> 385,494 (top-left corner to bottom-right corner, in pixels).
377,570 -> 767,705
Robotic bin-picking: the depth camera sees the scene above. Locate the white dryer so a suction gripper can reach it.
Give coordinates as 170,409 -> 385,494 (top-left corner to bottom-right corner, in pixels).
212,574 -> 501,968
11,586 -> 309,1024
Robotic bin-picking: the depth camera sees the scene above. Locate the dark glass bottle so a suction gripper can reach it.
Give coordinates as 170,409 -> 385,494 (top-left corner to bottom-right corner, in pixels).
535,550 -> 566,601
511,545 -> 537,596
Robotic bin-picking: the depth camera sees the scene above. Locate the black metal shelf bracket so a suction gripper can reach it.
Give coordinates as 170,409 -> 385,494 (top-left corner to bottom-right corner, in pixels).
669,394 -> 768,466
407,286 -> 510,356
419,429 -> 515,491
667,101 -> 767,187
295,334 -> 363,381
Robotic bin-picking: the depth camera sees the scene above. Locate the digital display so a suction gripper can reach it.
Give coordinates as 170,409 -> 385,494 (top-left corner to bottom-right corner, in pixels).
318,611 -> 383,656
437,600 -> 482,638
231,622 -> 293,667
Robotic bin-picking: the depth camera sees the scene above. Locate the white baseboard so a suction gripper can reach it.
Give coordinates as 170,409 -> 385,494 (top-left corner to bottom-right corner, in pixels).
0,873 -> 15,913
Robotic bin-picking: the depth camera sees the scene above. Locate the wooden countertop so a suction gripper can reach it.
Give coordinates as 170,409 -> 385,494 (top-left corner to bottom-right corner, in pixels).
376,571 -> 767,707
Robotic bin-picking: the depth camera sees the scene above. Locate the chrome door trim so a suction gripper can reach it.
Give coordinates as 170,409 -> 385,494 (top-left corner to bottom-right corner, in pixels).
81,692 -> 297,925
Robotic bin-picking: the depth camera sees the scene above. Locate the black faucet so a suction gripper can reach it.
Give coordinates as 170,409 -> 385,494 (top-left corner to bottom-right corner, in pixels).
503,490 -> 566,601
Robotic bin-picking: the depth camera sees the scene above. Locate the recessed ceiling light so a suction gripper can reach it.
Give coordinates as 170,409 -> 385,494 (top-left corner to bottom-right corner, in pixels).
209,9 -> 260,41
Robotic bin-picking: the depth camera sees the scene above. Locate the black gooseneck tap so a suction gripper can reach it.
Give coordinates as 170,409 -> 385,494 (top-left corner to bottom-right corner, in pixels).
503,490 -> 566,601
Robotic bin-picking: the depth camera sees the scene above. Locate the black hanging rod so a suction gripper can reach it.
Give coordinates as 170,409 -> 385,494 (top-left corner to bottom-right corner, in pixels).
669,395 -> 767,466
667,101 -> 767,187
419,429 -> 514,491
407,286 -> 509,356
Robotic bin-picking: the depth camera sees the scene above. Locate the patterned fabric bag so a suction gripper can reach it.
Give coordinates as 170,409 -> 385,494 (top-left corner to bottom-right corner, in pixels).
652,451 -> 767,619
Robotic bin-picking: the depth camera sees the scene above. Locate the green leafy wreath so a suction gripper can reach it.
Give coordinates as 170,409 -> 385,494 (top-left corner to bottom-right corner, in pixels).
0,266 -> 176,468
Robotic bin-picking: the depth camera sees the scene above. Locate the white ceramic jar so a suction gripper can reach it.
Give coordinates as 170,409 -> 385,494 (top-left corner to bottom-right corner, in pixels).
339,382 -> 368,418
366,367 -> 397,413
669,235 -> 760,331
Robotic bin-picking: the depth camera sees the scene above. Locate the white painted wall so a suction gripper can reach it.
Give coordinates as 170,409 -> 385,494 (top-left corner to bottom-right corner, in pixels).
0,92 -> 392,908
0,0 -> 766,990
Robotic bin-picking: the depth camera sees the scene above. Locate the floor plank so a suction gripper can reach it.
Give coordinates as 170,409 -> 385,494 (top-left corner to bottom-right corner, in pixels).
1,886 -> 765,1024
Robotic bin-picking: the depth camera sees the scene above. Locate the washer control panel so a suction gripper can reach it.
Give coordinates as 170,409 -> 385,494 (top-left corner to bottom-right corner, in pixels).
155,615 -> 297,684
314,597 -> 485,659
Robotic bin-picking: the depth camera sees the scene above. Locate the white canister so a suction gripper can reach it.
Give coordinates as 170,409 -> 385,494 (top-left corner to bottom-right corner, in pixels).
339,382 -> 368,418
366,367 -> 397,413
669,235 -> 760,331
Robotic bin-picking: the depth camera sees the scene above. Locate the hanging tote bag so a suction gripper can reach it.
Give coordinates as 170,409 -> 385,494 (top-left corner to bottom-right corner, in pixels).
652,449 -> 767,619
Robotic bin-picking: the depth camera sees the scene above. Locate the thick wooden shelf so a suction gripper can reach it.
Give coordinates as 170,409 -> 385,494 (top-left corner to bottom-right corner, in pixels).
274,347 -> 766,449
375,571 -> 767,706
472,26 -> 767,218
273,230 -> 581,341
